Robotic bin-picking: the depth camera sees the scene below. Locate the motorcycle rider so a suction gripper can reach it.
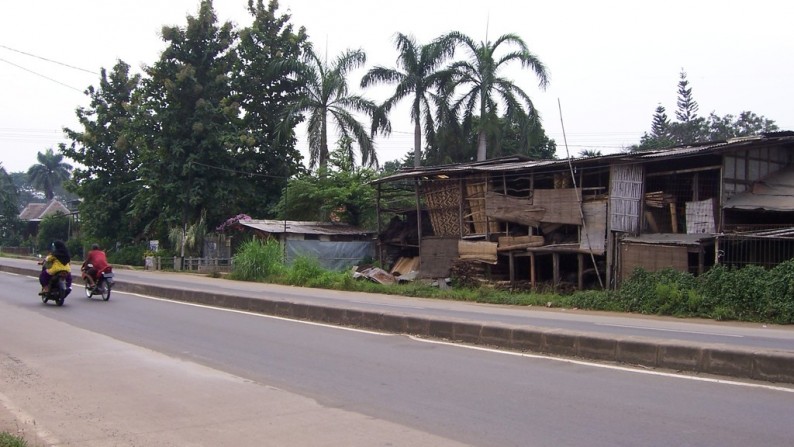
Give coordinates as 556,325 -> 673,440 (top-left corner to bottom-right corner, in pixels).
82,243 -> 109,288
39,240 -> 72,293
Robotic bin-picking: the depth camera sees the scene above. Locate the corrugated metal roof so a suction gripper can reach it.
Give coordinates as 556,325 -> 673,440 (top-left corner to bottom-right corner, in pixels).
239,220 -> 374,236
723,165 -> 794,211
373,133 -> 794,184
621,233 -> 713,246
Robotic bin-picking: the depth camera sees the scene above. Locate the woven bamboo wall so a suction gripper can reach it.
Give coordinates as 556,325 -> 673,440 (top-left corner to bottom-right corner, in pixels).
422,181 -> 468,237
610,164 -> 644,233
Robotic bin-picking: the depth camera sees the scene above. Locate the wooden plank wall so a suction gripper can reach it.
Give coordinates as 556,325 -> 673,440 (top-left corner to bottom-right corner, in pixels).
620,243 -> 688,282
419,237 -> 459,278
580,200 -> 607,254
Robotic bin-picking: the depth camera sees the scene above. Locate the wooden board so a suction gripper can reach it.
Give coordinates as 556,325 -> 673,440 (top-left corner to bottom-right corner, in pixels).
485,191 -> 546,226
458,240 -> 498,264
580,200 -> 607,254
497,235 -> 544,252
532,188 -> 583,225
419,237 -> 459,278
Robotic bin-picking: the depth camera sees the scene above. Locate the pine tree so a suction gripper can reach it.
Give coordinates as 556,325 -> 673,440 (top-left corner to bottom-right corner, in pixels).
650,104 -> 671,139
675,70 -> 699,123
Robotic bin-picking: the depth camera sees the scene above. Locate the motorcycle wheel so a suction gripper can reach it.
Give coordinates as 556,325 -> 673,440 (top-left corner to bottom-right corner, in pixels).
41,293 -> 48,304
84,279 -> 93,298
55,289 -> 65,306
100,279 -> 111,301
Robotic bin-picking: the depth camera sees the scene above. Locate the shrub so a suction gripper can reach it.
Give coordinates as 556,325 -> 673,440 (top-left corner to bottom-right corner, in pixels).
285,255 -> 326,286
616,268 -> 698,315
229,239 -> 284,281
761,259 -> 794,323
108,244 -> 147,266
698,264 -> 767,321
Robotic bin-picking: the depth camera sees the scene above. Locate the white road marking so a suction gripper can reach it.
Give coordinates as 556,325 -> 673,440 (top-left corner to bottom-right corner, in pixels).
406,336 -> 794,393
126,291 -> 794,393
595,322 -> 744,337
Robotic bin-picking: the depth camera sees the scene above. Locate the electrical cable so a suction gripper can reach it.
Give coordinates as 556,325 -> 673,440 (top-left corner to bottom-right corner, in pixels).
558,98 -> 605,289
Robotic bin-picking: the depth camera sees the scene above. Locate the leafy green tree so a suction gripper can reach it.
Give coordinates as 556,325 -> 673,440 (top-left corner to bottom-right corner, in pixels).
286,47 -> 379,171
492,113 -> 556,159
703,111 -> 779,140
27,148 -> 72,200
36,213 -> 71,251
275,143 -> 378,228
232,0 -> 309,216
61,60 -> 143,244
445,31 -> 549,161
132,0 -> 240,239
361,33 -> 455,168
578,149 -> 602,157
0,164 -> 22,244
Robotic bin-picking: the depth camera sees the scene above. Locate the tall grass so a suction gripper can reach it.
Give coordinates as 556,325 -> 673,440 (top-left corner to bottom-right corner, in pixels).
227,241 -> 794,324
228,239 -> 285,281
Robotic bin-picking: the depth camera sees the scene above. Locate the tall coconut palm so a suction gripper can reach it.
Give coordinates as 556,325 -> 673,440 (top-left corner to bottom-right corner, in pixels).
360,33 -> 455,168
287,47 -> 379,171
445,32 -> 549,161
27,148 -> 72,200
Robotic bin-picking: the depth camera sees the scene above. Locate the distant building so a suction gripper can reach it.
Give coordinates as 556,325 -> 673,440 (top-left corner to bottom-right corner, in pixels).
18,199 -> 73,238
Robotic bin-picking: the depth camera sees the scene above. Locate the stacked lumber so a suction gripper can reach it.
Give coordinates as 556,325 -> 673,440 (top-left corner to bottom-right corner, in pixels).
497,235 -> 544,251
645,191 -> 676,208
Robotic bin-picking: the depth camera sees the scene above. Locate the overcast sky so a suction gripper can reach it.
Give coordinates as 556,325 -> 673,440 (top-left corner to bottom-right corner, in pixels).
1,0 -> 792,173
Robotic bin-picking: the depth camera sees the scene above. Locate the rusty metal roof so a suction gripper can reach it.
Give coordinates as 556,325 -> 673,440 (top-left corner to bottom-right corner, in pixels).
373,132 -> 794,184
239,220 -> 374,236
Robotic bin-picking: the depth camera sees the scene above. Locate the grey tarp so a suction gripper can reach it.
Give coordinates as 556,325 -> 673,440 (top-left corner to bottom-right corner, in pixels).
285,240 -> 375,271
724,165 -> 794,211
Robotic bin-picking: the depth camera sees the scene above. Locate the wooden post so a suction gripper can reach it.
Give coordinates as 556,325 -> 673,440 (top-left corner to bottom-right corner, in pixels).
509,251 -> 515,284
578,253 -> 584,290
553,252 -> 560,289
670,202 -> 678,233
415,180 -> 422,259
530,252 -> 536,289
376,184 -> 382,267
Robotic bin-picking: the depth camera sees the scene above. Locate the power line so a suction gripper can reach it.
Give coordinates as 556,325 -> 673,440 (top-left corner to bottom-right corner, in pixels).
0,44 -> 99,75
0,57 -> 84,93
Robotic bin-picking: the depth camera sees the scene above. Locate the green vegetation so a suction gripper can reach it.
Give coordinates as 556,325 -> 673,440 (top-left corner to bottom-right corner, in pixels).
229,245 -> 794,324
0,432 -> 28,447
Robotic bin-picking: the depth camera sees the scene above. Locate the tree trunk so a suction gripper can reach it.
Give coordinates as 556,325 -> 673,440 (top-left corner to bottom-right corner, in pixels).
413,120 -> 421,168
476,131 -> 487,161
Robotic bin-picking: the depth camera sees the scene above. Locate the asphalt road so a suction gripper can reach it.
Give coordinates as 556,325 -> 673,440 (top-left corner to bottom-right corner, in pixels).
3,257 -> 792,352
1,269 -> 793,446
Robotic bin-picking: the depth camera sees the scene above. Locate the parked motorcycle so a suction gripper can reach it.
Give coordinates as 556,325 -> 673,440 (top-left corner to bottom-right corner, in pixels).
82,264 -> 114,301
39,271 -> 71,306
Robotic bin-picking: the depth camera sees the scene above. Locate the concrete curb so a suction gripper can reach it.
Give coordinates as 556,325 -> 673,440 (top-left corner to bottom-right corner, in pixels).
5,264 -> 794,384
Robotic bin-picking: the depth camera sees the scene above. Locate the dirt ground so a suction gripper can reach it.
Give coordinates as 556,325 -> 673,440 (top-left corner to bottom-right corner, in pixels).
0,402 -> 45,446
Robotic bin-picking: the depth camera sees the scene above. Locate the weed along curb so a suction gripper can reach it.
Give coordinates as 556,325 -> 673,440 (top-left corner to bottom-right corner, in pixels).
4,263 -> 794,384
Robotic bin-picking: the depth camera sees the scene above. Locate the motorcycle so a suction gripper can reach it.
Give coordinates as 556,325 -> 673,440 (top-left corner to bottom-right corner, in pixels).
39,271 -> 71,306
82,264 -> 114,301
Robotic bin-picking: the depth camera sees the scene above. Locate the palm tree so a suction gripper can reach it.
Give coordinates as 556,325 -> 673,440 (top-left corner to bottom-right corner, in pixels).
27,148 -> 72,200
286,47 -> 379,172
445,32 -> 549,161
361,33 -> 455,168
